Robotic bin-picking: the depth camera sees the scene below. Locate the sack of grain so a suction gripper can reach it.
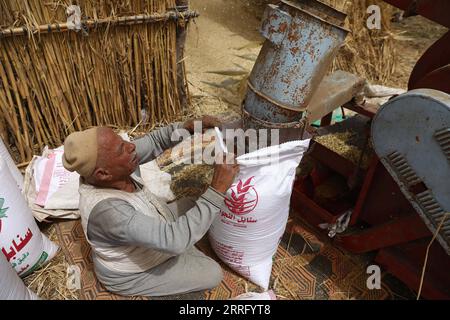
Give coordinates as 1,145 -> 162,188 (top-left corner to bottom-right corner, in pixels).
209,129 -> 310,289
0,156 -> 59,277
0,251 -> 39,300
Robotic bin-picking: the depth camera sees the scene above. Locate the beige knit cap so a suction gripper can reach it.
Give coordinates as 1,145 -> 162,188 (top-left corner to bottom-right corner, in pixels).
62,127 -> 99,177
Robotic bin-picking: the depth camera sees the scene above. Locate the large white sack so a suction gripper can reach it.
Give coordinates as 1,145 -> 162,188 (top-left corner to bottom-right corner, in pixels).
140,160 -> 175,202
0,156 -> 59,277
0,138 -> 23,191
209,133 -> 310,289
0,252 -> 39,300
34,146 -> 80,210
24,155 -> 80,222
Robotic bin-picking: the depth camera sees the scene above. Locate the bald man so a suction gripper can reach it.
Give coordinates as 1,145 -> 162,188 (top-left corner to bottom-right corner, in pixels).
62,116 -> 239,297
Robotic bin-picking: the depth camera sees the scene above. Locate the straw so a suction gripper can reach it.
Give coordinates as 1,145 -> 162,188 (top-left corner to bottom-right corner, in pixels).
322,0 -> 398,84
23,224 -> 80,300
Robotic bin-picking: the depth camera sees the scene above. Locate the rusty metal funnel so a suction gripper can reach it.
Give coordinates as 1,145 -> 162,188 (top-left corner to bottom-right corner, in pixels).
243,0 -> 349,130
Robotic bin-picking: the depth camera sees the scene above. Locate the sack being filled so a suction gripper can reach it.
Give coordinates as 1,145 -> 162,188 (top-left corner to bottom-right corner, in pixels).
209,129 -> 310,289
0,251 -> 39,299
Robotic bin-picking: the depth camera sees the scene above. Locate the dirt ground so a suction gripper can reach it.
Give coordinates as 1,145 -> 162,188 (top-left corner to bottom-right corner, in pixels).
185,0 -> 448,118
185,0 -> 266,119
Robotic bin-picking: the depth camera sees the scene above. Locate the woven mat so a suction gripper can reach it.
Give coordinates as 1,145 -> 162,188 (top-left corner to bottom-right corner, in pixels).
54,218 -> 415,300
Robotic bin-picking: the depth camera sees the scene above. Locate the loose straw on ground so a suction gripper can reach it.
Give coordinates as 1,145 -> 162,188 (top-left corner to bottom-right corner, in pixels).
23,224 -> 80,300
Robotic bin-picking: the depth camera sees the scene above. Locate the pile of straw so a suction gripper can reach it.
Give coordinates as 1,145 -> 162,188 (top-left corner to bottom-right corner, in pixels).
0,0 -> 189,163
23,224 -> 79,300
323,0 -> 397,84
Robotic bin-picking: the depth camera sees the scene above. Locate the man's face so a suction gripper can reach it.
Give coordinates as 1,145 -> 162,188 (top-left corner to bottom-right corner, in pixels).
97,128 -> 140,181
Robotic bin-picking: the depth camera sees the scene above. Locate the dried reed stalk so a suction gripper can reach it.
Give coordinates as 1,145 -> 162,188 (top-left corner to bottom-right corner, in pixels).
322,0 -> 397,84
0,0 -> 190,163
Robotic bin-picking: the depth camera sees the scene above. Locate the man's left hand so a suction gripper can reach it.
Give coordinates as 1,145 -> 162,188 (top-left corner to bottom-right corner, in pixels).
183,115 -> 222,134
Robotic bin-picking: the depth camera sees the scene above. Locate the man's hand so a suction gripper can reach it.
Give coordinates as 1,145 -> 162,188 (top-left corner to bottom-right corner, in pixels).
210,154 -> 239,194
183,115 -> 222,134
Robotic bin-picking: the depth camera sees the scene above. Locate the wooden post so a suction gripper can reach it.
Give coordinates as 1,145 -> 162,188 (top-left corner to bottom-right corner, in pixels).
176,0 -> 190,110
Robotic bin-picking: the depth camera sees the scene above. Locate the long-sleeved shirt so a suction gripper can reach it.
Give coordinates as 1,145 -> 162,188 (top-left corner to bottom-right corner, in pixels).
86,123 -> 224,255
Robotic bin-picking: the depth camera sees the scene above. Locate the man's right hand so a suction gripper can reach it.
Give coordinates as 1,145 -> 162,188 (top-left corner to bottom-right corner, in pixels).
210,155 -> 239,194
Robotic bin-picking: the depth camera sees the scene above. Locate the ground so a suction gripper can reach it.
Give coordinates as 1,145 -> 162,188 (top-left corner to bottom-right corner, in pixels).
184,0 -> 265,119
387,14 -> 448,87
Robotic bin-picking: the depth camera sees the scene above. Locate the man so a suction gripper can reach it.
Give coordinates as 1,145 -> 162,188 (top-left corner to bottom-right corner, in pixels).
62,116 -> 239,297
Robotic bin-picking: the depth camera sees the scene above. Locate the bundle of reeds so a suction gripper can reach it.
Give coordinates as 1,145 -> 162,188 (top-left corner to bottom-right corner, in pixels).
0,0 -> 193,163
323,0 -> 397,84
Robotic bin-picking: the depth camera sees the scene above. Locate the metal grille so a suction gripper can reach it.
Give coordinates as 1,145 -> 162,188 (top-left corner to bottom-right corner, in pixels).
387,151 -> 422,186
385,151 -> 450,255
435,128 -> 450,163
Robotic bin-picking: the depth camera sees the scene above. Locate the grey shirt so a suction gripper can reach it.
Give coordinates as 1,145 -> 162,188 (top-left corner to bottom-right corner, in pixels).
86,123 -> 224,255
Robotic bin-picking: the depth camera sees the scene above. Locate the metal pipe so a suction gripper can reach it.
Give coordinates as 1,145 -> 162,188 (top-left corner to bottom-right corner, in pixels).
243,0 -> 349,129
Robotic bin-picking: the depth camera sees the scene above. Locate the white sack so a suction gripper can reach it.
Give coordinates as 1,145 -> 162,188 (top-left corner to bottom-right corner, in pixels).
0,138 -> 23,191
0,252 -> 39,300
34,146 -> 79,210
0,156 -> 59,277
0,254 -> 39,300
140,160 -> 175,202
209,130 -> 310,289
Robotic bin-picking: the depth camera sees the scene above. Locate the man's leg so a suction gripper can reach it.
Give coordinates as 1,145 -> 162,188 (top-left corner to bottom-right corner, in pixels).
98,246 -> 223,297
147,246 -> 223,296
96,198 -> 222,297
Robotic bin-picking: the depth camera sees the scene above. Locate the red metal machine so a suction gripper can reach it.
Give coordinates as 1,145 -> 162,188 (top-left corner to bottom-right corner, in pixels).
291,0 -> 450,299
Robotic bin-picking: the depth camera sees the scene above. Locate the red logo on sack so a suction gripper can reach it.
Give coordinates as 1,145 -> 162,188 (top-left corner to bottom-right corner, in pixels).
224,177 -> 258,215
